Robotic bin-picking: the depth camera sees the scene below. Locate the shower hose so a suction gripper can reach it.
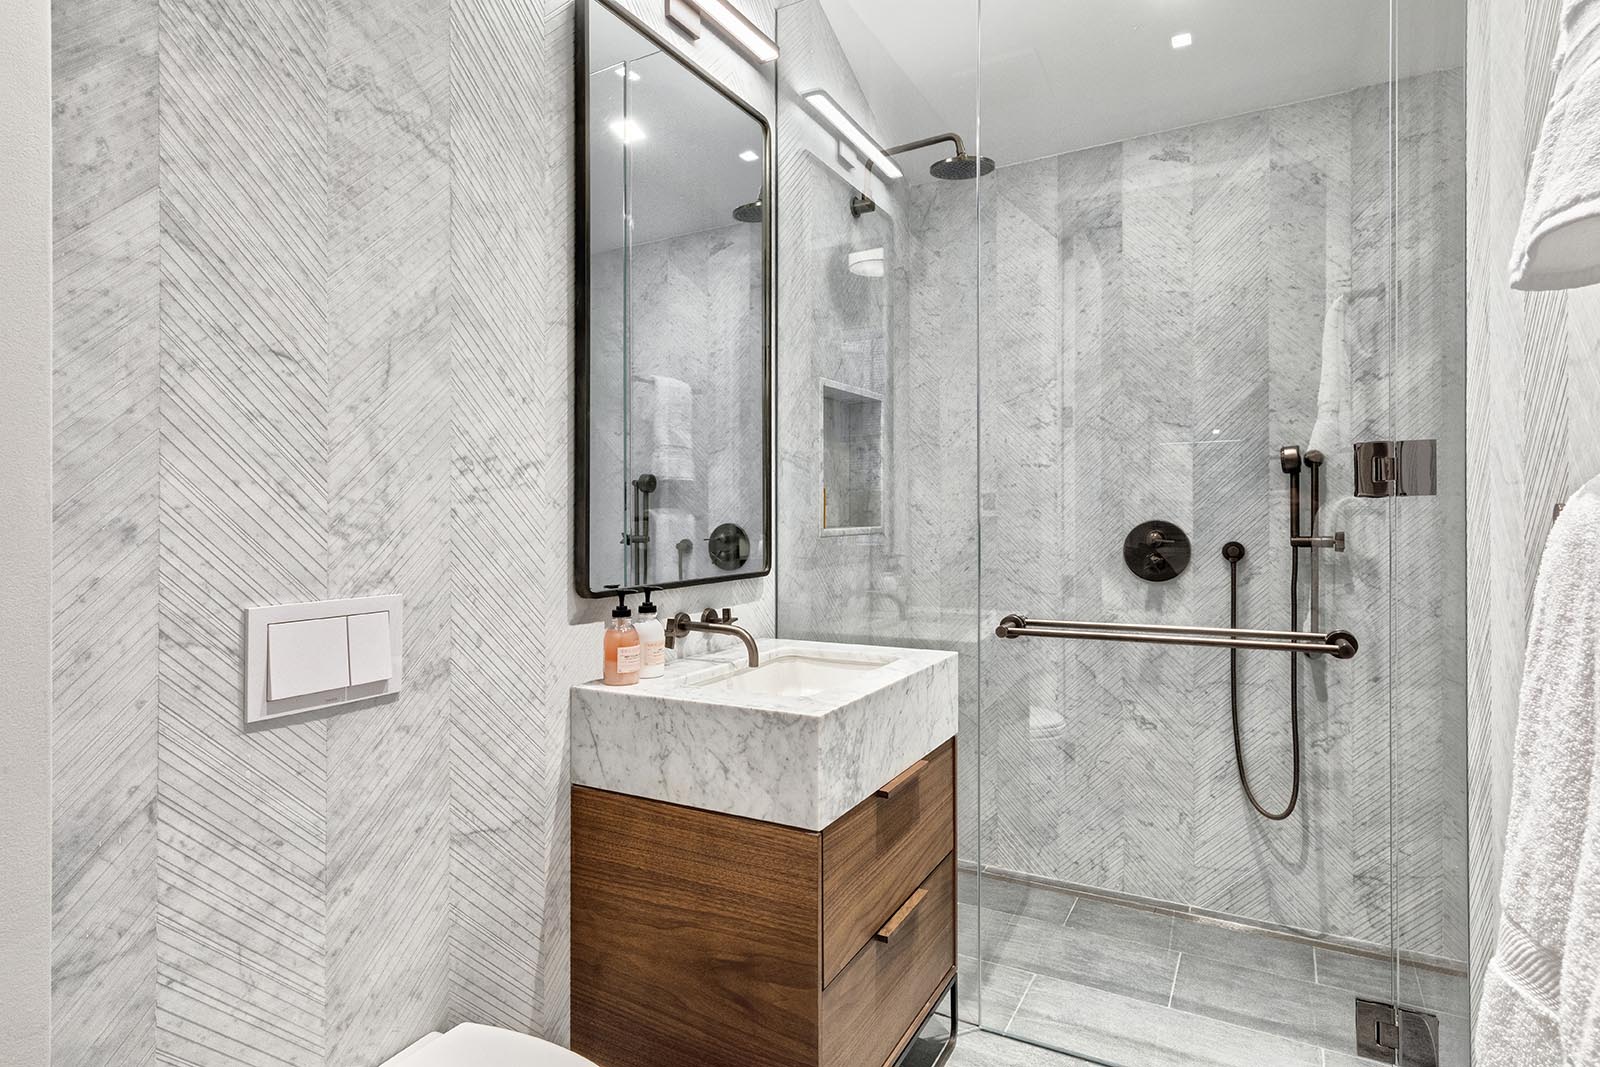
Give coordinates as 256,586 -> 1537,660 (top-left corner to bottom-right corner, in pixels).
1224,541 -> 1301,821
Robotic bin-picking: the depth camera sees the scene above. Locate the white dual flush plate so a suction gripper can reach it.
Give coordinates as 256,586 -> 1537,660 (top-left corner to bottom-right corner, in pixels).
243,594 -> 403,724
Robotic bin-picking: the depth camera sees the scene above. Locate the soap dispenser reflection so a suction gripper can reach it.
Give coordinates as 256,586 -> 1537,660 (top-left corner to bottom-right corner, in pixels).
636,588 -> 666,679
603,589 -> 641,686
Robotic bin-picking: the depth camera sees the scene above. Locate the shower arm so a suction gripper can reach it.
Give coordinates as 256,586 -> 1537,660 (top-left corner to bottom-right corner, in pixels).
885,132 -> 968,159
863,132 -> 970,177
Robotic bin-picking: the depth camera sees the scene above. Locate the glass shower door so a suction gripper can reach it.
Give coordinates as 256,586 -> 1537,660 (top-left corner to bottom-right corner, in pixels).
970,0 -> 1469,1063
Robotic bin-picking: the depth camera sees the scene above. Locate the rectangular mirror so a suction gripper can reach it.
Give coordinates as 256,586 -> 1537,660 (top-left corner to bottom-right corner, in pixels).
577,0 -> 773,597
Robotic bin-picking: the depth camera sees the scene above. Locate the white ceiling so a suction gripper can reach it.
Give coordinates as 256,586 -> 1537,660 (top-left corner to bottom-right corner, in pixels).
813,0 -> 1465,174
590,1 -> 767,250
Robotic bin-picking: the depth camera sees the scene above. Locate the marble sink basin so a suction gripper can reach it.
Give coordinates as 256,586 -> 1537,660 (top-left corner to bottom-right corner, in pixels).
690,648 -> 893,698
570,639 -> 957,830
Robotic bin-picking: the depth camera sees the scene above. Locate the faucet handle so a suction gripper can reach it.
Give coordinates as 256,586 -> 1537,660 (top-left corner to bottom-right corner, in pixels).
721,607 -> 737,624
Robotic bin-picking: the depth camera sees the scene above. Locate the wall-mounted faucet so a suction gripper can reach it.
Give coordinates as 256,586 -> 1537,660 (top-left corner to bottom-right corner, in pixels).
664,607 -> 760,668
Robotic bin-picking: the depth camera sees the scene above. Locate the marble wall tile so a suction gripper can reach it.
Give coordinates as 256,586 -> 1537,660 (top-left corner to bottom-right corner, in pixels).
1465,0 -> 1600,1011
52,0 -> 777,1061
50,0 -> 162,1059
779,70 -> 1467,962
447,0 -> 555,1034
590,222 -> 767,588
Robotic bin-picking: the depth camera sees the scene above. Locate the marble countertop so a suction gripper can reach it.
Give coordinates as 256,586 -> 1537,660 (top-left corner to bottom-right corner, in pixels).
570,639 -> 959,830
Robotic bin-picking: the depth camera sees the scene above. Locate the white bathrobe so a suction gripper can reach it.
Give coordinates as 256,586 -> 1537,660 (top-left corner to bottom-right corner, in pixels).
1476,475 -> 1600,1064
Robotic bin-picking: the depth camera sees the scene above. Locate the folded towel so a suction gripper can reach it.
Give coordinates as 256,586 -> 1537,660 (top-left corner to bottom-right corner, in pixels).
649,375 -> 695,481
1510,0 -> 1600,290
1475,474 -> 1600,1063
1307,293 -> 1352,460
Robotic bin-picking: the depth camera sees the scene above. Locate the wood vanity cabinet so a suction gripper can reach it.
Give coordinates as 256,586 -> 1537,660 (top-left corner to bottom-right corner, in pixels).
572,738 -> 957,1067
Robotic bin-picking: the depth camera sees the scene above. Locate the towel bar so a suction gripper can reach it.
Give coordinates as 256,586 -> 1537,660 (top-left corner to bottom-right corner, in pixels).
993,615 -> 1359,660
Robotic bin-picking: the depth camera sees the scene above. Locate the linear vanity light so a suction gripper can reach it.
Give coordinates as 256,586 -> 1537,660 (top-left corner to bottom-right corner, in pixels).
665,0 -> 780,63
803,90 -> 904,180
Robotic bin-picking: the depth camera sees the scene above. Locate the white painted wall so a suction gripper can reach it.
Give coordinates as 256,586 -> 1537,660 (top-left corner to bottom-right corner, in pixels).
0,0 -> 54,1060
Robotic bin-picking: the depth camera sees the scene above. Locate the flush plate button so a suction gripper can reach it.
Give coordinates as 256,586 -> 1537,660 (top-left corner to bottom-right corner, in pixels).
346,611 -> 394,685
245,595 -> 402,725
267,617 -> 350,700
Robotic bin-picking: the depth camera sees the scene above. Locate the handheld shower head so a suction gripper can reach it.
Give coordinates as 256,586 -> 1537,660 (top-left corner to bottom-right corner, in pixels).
1279,446 -> 1304,474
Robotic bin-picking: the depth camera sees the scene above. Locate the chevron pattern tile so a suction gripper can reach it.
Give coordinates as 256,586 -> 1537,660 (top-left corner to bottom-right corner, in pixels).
50,0 -> 795,1060
1465,0 -> 1600,1011
50,0 -> 162,1060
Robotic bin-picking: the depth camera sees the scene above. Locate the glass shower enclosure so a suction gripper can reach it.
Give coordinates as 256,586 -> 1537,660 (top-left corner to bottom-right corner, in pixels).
773,0 -> 1470,1063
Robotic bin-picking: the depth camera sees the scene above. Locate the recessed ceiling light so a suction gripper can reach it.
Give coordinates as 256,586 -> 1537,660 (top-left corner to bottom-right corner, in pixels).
739,149 -> 760,162
608,118 -> 646,144
1171,32 -> 1193,49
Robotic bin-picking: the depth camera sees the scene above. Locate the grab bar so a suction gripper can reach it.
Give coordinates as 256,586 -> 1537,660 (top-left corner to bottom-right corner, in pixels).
994,614 -> 1359,660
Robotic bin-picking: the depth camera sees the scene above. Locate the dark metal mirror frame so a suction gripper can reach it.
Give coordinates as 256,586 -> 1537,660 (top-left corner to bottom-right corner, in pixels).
573,0 -> 775,598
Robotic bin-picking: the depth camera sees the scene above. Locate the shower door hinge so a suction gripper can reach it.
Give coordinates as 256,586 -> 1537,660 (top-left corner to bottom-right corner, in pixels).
1355,999 -> 1441,1066
1353,440 -> 1438,498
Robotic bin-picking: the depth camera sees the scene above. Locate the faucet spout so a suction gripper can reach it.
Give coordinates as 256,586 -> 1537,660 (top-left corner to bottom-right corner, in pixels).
664,608 -> 760,668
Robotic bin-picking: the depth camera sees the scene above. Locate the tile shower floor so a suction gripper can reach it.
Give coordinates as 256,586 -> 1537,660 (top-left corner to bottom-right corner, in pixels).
957,873 -> 1469,1067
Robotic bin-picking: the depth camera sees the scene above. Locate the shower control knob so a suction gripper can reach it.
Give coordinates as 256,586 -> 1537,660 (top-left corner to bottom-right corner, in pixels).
1124,520 -> 1190,583
1333,531 -> 1346,552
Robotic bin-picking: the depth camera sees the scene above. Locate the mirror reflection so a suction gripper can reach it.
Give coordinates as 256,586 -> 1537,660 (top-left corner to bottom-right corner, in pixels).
582,0 -> 771,596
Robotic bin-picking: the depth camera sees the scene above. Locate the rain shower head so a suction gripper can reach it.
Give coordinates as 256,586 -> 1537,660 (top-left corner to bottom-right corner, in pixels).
928,152 -> 996,181
884,132 -> 996,181
732,197 -> 763,223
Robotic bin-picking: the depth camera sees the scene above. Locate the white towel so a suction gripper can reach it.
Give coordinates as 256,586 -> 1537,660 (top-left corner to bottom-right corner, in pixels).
1475,474 -> 1600,1064
649,375 -> 695,481
1307,293 -> 1351,459
1510,0 -> 1600,290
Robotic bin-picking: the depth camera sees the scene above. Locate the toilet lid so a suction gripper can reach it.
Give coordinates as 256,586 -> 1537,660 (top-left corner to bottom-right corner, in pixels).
383,1024 -> 597,1067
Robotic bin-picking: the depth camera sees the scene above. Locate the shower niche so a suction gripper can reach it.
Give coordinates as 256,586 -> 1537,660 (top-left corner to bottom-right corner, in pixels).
821,380 -> 883,533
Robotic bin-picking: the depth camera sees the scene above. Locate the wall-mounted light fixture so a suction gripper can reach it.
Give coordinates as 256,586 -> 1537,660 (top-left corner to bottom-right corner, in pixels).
803,90 -> 903,180
666,0 -> 779,63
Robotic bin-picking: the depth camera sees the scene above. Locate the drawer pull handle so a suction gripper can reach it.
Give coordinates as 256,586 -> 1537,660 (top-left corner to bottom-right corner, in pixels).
876,759 -> 929,799
874,888 -> 929,943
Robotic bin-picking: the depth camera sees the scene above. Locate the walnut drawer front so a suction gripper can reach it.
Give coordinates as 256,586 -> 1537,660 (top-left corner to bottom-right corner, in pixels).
820,739 -> 955,988
819,852 -> 956,1067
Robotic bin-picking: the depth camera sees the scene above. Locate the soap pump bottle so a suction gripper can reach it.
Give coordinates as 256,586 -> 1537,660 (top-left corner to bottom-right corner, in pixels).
603,589 -> 641,686
635,588 -> 666,679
